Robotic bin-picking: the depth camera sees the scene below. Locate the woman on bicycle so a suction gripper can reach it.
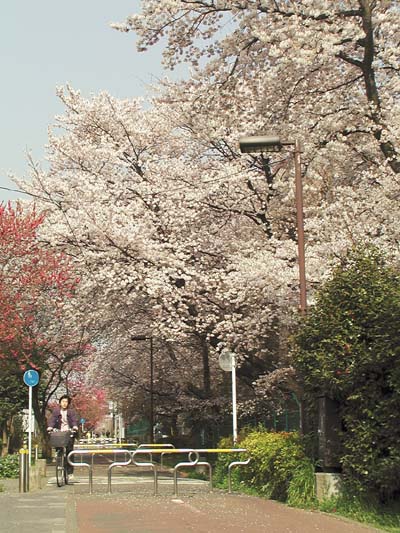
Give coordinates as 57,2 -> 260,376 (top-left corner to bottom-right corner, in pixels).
47,395 -> 79,481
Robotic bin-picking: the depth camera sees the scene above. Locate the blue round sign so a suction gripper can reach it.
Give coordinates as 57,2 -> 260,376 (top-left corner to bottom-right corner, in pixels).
23,369 -> 39,387
80,418 -> 86,424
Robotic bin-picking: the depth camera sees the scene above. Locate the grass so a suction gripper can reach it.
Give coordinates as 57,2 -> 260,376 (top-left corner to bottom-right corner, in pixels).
287,459 -> 317,508
319,495 -> 400,533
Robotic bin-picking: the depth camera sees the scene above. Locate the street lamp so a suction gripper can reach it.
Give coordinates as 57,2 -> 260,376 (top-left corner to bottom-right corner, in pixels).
131,334 -> 154,443
239,135 -> 307,314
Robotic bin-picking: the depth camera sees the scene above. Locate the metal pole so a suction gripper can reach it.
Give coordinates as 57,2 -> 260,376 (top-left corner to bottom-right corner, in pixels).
24,450 -> 29,492
294,139 -> 307,314
19,449 -> 26,492
28,386 -> 32,466
150,337 -> 154,444
232,355 -> 238,445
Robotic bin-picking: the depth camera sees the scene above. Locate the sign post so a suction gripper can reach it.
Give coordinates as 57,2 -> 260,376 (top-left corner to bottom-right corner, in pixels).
23,370 -> 39,466
80,418 -> 86,433
218,349 -> 238,444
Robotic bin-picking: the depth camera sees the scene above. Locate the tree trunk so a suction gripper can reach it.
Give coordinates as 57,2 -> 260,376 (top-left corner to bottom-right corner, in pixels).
1,423 -> 10,456
200,335 -> 211,397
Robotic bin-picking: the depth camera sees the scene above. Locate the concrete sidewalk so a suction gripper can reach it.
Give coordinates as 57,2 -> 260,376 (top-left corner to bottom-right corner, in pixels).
0,474 -> 384,533
0,477 -> 68,533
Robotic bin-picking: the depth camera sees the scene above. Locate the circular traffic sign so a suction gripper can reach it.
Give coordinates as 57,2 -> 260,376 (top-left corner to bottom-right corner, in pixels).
218,349 -> 235,372
23,369 -> 39,387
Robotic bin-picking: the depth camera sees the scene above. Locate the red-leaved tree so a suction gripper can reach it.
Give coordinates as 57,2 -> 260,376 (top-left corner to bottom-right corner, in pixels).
0,203 -> 91,453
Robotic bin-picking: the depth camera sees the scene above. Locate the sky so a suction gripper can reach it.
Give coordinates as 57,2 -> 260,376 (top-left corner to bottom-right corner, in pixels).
0,1 -> 179,202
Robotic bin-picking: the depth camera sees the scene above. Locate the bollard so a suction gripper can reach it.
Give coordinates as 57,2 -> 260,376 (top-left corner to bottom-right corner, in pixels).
19,448 -> 29,493
25,449 -> 30,492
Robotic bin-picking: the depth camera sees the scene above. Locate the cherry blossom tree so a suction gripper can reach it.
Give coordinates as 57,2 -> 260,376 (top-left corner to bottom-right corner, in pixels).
16,1 -> 400,438
113,0 -> 400,404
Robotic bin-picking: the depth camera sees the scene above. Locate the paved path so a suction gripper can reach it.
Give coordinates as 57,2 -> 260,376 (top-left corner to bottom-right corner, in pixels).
0,472 -> 384,533
71,491 -> 383,533
0,480 -> 68,533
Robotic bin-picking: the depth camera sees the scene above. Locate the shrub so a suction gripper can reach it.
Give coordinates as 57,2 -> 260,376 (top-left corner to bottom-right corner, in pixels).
241,430 -> 308,501
215,430 -> 315,504
293,246 -> 400,500
0,454 -> 19,478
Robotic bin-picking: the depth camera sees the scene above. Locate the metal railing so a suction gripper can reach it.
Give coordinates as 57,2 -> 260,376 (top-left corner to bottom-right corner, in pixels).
228,457 -> 251,493
67,446 -> 250,495
173,450 -> 200,496
131,450 -> 158,495
68,449 -> 131,494
137,443 -> 175,466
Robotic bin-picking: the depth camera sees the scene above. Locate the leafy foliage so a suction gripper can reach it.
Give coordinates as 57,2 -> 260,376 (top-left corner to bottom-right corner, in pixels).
0,454 -> 19,479
215,430 -> 314,504
0,360 -> 25,428
293,246 -> 400,500
240,430 -> 309,501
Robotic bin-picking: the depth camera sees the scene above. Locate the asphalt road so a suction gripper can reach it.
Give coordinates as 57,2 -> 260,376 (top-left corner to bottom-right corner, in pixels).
0,468 -> 385,533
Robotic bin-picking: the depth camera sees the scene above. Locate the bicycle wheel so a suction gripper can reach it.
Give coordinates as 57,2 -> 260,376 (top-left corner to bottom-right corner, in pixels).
56,451 -> 65,487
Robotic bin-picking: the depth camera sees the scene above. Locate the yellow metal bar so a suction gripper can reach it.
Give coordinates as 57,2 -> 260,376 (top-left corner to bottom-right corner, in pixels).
199,449 -> 246,453
134,448 -> 247,454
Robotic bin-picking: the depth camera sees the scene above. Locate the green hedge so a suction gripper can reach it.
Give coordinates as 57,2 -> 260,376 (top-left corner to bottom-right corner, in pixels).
0,454 -> 19,478
214,430 -> 316,506
293,246 -> 400,501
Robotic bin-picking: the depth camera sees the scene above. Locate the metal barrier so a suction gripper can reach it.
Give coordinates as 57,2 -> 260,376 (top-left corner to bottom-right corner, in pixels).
78,438 -> 138,446
137,443 -> 175,449
228,458 -> 251,493
196,460 -> 213,492
173,450 -> 199,497
137,443 -> 175,466
132,448 -> 199,496
68,446 -> 249,496
108,453 -> 132,494
76,442 -> 138,450
68,449 -> 131,494
76,443 -> 137,462
191,449 -> 248,494
131,450 -> 158,496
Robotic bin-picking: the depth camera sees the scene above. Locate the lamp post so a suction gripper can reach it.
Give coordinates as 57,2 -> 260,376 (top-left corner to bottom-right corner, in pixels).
239,135 -> 307,314
131,334 -> 154,443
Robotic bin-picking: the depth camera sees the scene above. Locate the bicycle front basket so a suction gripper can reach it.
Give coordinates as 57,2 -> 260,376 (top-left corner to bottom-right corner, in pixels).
49,431 -> 71,448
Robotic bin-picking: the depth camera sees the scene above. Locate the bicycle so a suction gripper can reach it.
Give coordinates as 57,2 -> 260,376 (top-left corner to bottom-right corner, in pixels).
49,429 -> 76,487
